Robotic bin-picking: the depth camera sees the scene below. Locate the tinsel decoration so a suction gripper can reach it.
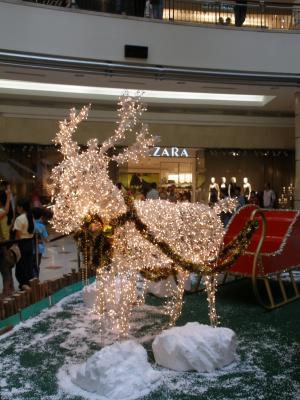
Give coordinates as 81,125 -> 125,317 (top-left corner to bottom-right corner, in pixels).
214,220 -> 258,273
74,215 -> 114,269
140,265 -> 178,282
75,208 -> 258,278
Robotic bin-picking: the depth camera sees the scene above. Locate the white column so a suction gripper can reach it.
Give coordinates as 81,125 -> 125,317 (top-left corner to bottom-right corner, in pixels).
294,92 -> 300,209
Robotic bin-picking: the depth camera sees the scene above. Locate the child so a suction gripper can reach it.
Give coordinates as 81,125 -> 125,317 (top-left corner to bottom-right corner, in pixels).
32,207 -> 49,278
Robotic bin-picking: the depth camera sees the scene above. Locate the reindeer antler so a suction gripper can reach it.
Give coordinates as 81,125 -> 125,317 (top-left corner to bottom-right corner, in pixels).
54,104 -> 91,158
111,125 -> 156,164
100,93 -> 157,163
50,94 -> 157,233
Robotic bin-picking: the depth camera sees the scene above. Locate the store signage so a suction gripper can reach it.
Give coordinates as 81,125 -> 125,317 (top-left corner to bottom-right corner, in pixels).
151,147 -> 189,157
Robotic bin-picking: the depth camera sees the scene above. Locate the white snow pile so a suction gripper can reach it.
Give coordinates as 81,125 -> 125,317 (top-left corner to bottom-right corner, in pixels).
152,322 -> 237,373
70,340 -> 161,400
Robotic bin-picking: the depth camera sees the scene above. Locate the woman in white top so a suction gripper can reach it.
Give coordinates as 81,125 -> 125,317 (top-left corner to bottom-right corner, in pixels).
13,198 -> 35,289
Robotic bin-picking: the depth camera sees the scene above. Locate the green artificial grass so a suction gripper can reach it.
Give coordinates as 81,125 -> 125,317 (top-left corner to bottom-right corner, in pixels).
0,279 -> 299,400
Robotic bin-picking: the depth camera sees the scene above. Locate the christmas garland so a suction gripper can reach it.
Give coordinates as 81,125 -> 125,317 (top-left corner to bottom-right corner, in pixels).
74,214 -> 114,269
74,195 -> 258,281
214,220 -> 258,273
140,265 -> 178,282
123,197 -> 258,275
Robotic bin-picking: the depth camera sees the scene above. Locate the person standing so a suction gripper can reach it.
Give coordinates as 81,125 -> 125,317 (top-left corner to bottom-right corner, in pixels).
263,183 -> 276,209
32,207 -> 49,278
235,186 -> 246,209
0,187 -> 15,296
0,188 -> 11,241
115,0 -> 126,14
134,0 -> 146,17
234,0 -> 247,27
151,0 -> 163,19
0,181 -> 15,236
159,187 -> 168,200
249,190 -> 259,206
130,173 -> 142,188
146,182 -> 160,199
13,198 -> 35,289
144,0 -> 153,17
168,184 -> 177,203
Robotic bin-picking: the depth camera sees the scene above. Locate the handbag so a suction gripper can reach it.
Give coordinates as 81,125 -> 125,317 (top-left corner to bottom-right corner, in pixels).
9,244 -> 21,264
1,244 -> 21,268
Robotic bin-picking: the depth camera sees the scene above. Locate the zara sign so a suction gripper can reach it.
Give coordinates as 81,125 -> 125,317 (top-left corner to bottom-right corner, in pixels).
151,147 -> 190,157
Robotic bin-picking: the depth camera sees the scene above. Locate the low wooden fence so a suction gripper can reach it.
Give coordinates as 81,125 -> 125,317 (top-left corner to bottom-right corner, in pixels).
0,267 -> 96,334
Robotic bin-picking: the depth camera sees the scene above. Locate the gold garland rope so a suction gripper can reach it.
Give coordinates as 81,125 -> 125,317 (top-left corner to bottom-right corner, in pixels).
75,195 -> 258,281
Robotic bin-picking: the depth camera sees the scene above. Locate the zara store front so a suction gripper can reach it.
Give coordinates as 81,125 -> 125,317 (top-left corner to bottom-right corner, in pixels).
118,146 -> 201,201
118,145 -> 294,205
0,142 -> 294,206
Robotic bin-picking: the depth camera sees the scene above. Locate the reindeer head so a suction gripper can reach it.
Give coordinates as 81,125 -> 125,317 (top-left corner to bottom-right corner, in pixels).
51,94 -> 156,234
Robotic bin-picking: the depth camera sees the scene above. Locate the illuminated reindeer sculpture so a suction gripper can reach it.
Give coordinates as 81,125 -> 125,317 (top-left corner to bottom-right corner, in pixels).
51,95 -> 255,335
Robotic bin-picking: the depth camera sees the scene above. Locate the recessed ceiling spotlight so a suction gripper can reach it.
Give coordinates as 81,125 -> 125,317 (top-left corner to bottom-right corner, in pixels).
0,79 -> 275,107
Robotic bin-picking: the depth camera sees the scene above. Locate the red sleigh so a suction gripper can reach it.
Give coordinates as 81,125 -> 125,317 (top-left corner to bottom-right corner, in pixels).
222,205 -> 300,309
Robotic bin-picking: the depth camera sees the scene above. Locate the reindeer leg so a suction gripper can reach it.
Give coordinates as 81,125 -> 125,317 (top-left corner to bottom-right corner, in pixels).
204,274 -> 219,327
165,266 -> 188,326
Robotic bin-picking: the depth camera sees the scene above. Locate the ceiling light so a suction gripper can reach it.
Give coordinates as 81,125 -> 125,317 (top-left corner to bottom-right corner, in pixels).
0,79 -> 275,107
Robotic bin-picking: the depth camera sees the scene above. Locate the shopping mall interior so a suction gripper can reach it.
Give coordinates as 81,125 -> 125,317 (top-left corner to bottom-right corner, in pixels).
0,0 -> 300,399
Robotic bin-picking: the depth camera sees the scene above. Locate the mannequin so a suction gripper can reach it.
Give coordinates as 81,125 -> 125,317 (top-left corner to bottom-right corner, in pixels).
208,177 -> 220,204
228,177 -> 237,198
219,177 -> 228,198
243,177 -> 251,200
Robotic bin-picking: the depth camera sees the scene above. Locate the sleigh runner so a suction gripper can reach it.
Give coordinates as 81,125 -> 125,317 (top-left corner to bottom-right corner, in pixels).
222,204 -> 300,309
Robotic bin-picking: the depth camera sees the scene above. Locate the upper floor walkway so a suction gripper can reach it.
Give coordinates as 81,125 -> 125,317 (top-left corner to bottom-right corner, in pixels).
0,0 -> 300,84
22,0 -> 300,31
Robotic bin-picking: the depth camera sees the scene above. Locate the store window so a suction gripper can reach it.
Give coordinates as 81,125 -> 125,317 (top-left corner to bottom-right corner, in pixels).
202,149 -> 295,205
119,147 -> 198,201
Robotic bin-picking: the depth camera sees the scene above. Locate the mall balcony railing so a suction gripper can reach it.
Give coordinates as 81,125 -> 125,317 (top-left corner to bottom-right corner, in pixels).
163,0 -> 300,30
21,0 -> 300,31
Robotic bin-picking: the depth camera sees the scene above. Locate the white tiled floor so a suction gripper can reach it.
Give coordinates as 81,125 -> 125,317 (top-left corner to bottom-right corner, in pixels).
0,235 -> 79,294
39,235 -> 79,281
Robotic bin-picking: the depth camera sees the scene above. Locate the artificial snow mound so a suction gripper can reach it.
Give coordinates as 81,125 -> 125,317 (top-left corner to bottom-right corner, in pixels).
72,340 -> 161,400
152,322 -> 236,373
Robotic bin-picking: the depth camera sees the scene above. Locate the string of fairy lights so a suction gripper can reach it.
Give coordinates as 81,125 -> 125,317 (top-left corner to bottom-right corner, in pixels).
51,94 -> 255,335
